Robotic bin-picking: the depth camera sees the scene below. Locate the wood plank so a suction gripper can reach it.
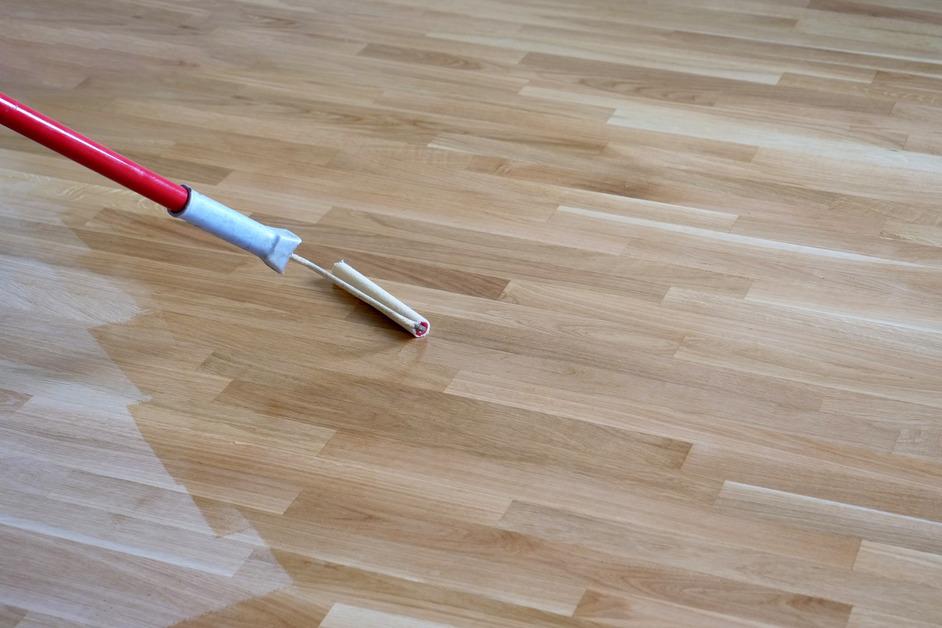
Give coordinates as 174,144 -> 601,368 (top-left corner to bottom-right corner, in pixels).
572,589 -> 764,627
853,540 -> 942,586
715,481 -> 942,555
498,501 -> 853,627
319,603 -> 451,628
684,445 -> 942,522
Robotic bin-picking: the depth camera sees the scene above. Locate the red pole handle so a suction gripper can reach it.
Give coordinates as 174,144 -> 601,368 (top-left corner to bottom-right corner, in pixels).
0,92 -> 189,212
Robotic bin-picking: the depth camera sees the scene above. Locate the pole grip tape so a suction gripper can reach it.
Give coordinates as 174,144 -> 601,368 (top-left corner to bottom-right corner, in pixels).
172,187 -> 301,272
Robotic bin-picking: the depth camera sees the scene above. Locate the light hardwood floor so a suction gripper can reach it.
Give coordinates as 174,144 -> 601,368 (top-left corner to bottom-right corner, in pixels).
2,0 -> 942,626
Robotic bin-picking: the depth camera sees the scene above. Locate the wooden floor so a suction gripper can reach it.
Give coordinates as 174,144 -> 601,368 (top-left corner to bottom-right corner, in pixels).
2,0 -> 942,626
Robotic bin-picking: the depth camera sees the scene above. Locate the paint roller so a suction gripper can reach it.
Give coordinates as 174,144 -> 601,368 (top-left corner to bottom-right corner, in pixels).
0,92 -> 429,337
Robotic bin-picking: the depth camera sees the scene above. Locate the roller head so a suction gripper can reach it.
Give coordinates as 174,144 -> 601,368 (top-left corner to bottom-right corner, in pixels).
331,261 -> 430,337
169,189 -> 428,337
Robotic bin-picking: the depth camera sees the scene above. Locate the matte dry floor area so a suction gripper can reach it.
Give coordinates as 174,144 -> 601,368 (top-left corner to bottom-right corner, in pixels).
2,0 -> 942,626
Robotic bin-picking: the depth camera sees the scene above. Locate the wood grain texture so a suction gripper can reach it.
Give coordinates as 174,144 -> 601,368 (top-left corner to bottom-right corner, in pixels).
2,0 -> 942,626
